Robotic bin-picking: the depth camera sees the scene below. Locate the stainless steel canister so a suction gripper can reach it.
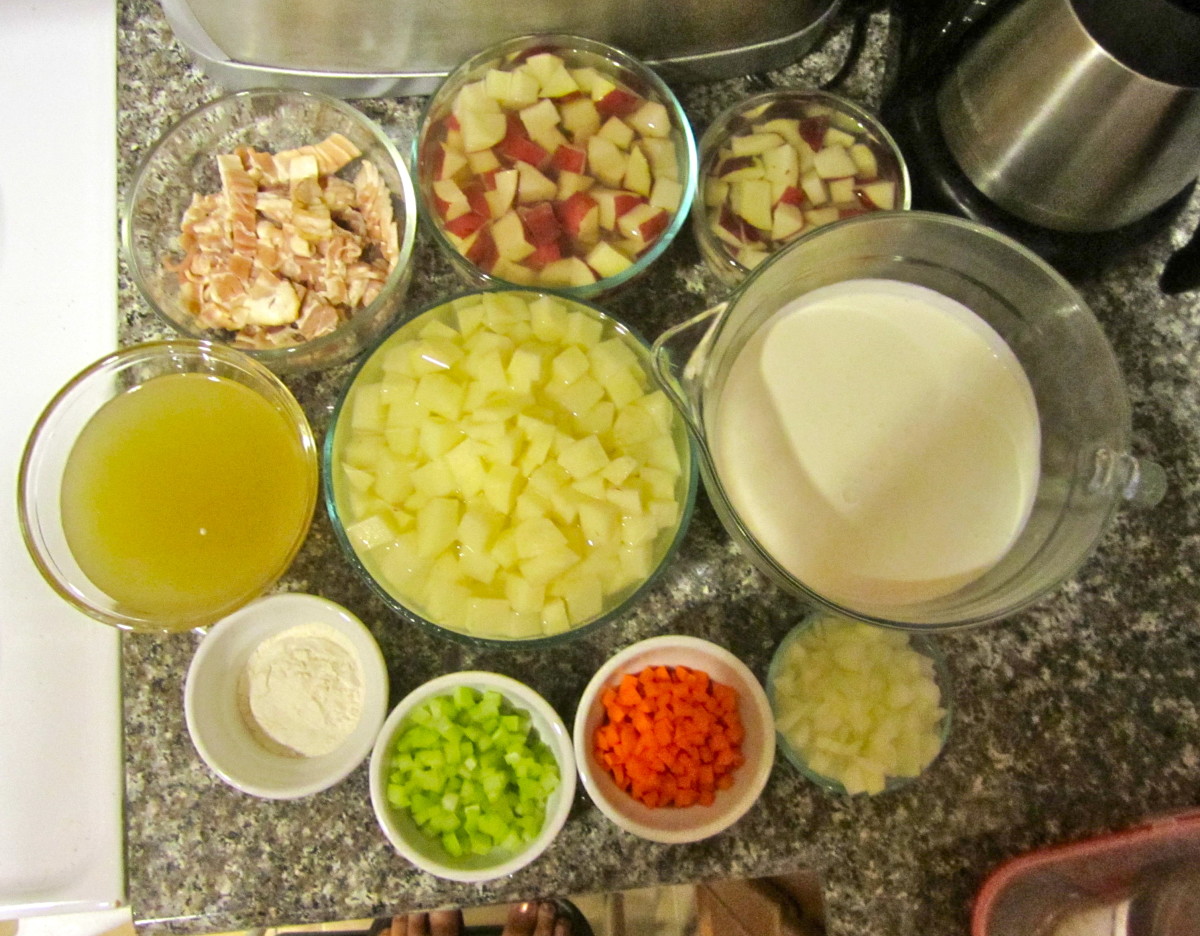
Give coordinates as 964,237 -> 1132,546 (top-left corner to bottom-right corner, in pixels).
935,0 -> 1200,233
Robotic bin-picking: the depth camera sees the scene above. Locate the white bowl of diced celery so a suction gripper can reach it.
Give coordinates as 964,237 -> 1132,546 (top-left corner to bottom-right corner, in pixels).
368,671 -> 576,881
323,288 -> 697,644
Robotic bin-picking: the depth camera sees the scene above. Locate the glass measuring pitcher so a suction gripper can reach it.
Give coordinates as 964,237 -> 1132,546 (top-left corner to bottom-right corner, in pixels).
652,211 -> 1165,630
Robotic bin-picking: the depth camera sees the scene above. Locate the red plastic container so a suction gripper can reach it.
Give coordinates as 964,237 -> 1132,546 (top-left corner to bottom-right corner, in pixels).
972,809 -> 1200,936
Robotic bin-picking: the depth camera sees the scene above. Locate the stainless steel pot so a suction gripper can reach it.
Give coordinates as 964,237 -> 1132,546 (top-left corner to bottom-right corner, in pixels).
160,0 -> 842,96
935,0 -> 1200,233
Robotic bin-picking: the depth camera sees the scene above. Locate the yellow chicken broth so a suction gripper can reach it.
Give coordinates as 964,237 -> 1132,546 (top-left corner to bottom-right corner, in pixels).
60,372 -> 312,625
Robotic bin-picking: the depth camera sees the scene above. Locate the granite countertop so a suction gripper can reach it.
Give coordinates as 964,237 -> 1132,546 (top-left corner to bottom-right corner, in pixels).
117,2 -> 1200,934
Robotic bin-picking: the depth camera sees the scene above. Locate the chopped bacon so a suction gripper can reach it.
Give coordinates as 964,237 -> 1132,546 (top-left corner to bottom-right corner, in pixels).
295,291 -> 341,340
275,132 -> 362,177
354,160 -> 400,268
167,133 -> 400,350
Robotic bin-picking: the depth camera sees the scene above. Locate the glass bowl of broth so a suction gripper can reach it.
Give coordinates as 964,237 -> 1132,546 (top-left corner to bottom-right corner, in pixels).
19,340 -> 319,633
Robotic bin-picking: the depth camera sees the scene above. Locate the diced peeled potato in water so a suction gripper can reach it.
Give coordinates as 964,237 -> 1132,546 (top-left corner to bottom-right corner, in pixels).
770,617 -> 947,795
335,293 -> 684,639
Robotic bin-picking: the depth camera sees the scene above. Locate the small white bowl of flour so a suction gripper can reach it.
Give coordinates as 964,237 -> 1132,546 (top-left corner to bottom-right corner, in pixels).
185,592 -> 389,799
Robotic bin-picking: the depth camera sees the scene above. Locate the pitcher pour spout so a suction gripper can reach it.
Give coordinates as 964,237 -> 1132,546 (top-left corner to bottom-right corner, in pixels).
651,303 -> 727,441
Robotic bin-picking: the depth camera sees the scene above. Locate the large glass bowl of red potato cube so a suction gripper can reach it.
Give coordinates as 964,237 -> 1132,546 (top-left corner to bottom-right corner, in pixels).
694,89 -> 911,285
323,288 -> 698,645
415,34 -> 698,298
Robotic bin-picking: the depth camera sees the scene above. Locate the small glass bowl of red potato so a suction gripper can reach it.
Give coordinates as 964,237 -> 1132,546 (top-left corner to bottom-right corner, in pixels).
415,34 -> 698,299
693,88 -> 911,286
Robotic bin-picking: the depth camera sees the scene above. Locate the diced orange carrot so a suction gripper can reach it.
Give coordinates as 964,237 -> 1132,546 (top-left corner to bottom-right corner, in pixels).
591,664 -> 746,809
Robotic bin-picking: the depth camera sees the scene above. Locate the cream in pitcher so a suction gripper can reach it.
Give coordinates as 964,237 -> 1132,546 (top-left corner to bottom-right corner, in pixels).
711,278 -> 1041,607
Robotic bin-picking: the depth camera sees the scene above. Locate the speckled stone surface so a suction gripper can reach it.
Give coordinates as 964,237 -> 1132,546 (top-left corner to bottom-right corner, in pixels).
118,2 -> 1200,934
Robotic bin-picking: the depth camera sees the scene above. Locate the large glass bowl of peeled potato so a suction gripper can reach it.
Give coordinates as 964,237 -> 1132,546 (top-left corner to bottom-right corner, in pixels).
323,288 -> 697,645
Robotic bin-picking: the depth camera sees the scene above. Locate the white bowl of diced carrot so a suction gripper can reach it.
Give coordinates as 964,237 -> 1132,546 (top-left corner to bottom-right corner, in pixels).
573,635 -> 775,843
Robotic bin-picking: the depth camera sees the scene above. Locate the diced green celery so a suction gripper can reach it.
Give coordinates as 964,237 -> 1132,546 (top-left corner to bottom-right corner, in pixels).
391,752 -> 415,771
453,685 -> 477,709
416,749 -> 446,768
478,813 -> 509,841
387,689 -> 561,863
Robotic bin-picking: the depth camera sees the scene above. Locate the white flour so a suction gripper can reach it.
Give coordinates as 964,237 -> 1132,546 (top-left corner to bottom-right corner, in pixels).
239,621 -> 365,758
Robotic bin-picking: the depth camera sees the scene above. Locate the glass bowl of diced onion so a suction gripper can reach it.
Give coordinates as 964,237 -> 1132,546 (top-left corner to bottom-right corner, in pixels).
766,612 -> 953,796
323,287 -> 698,645
122,89 -> 418,374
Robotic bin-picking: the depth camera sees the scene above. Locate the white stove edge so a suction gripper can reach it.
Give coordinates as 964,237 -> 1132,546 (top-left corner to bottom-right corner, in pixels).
0,0 -> 125,922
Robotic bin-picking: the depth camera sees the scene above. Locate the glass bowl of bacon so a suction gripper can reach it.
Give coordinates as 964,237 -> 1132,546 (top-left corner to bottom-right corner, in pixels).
122,90 -> 418,374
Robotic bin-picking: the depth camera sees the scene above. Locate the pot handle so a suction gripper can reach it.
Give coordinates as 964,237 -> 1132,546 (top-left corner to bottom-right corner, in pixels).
651,303 -> 727,440
1160,211 -> 1200,294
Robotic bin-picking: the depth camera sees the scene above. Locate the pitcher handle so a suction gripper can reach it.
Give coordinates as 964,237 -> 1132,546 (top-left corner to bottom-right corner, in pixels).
1118,454 -> 1167,508
1090,449 -> 1167,508
651,303 -> 727,440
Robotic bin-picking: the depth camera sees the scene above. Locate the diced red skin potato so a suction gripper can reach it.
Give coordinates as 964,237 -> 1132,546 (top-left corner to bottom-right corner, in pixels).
426,53 -> 684,285
798,116 -> 828,151
595,87 -> 641,118
434,143 -> 462,180
520,202 -> 561,246
444,211 -> 488,239
615,193 -> 643,218
777,185 -> 805,207
465,227 -> 498,270
613,202 -> 669,244
501,133 -> 550,170
552,144 -> 587,174
463,183 -> 491,219
857,180 -> 897,211
526,241 -> 563,270
555,191 -> 599,236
